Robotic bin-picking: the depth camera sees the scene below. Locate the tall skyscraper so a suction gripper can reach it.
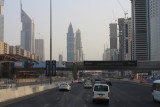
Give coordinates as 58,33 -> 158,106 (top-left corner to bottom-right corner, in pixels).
0,0 -> 4,42
67,23 -> 74,61
124,18 -> 132,60
150,0 -> 160,61
21,2 -> 35,54
109,23 -> 117,49
131,0 -> 150,60
118,18 -> 125,60
109,23 -> 118,61
35,39 -> 45,61
75,29 -> 83,61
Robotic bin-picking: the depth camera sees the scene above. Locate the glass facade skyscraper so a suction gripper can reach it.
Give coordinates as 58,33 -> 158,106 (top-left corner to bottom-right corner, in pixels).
21,2 -> 35,54
131,0 -> 150,60
67,23 -> 74,61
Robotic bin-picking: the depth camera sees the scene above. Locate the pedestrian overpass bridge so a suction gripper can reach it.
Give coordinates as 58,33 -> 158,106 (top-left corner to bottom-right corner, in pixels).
13,61 -> 160,79
59,61 -> 160,71
14,60 -> 160,71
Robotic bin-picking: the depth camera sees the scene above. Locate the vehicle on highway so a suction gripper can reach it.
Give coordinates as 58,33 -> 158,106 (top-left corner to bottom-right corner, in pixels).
59,82 -> 71,91
106,79 -> 112,86
152,80 -> 160,102
84,81 -> 92,88
92,84 -> 110,104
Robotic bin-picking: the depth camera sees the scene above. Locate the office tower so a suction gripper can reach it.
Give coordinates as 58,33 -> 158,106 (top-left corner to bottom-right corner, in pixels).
0,0 -> 4,41
131,0 -> 150,60
124,18 -> 132,60
35,39 -> 45,61
109,23 -> 117,49
67,23 -> 74,61
150,0 -> 160,60
75,29 -> 83,61
21,2 -> 35,54
109,23 -> 118,61
118,18 -> 125,60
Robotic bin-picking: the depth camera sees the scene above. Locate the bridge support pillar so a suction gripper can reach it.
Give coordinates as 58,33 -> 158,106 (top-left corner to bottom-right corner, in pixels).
72,62 -> 78,80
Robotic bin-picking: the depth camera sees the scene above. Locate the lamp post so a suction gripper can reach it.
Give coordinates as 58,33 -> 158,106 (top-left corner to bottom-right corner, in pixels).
50,0 -> 52,84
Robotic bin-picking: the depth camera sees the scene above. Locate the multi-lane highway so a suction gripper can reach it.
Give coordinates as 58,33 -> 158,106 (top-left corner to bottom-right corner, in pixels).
2,80 -> 160,107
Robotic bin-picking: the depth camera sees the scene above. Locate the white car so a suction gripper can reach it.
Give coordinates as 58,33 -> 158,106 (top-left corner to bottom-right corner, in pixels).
59,82 -> 71,91
152,80 -> 160,102
84,82 -> 92,88
92,84 -> 110,104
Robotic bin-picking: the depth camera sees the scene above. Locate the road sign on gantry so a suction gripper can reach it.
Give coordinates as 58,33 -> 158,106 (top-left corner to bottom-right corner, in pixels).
46,60 -> 56,76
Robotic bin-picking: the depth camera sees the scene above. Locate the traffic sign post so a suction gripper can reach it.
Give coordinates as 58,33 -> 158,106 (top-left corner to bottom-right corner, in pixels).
46,60 -> 56,84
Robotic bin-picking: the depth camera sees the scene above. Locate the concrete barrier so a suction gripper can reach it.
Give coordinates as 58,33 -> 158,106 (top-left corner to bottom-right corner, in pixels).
0,81 -> 70,102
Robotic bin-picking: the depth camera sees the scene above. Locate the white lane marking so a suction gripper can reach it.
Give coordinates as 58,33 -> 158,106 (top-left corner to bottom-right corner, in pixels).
44,104 -> 49,107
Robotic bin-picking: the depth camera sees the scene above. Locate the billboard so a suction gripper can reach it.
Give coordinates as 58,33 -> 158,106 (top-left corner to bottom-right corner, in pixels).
14,61 -> 24,68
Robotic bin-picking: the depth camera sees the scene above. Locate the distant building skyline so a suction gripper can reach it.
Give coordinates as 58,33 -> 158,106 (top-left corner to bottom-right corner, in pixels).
21,2 -> 35,54
0,0 -> 4,42
67,23 -> 74,61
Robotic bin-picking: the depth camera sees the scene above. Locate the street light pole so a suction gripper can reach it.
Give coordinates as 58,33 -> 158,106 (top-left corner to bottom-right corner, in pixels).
50,0 -> 52,84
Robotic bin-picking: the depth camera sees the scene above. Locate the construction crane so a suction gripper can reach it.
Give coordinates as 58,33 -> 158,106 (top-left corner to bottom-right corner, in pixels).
112,10 -> 117,23
116,0 -> 128,19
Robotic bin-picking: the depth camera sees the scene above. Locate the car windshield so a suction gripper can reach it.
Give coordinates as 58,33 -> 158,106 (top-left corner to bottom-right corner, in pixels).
94,85 -> 108,91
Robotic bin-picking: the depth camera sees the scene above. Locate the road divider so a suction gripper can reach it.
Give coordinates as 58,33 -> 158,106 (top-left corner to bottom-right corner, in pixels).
0,81 -> 70,103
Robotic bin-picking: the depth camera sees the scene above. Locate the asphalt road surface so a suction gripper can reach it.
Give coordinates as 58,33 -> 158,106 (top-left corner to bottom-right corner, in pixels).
2,80 -> 160,107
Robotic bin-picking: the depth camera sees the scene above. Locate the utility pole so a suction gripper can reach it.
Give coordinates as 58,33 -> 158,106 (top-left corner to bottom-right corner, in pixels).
49,0 -> 52,84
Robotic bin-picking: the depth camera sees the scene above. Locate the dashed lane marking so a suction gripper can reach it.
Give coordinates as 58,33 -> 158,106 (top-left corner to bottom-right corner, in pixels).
44,104 -> 49,107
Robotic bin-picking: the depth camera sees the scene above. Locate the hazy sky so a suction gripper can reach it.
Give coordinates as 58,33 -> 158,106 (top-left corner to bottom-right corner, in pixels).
4,0 -> 131,61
